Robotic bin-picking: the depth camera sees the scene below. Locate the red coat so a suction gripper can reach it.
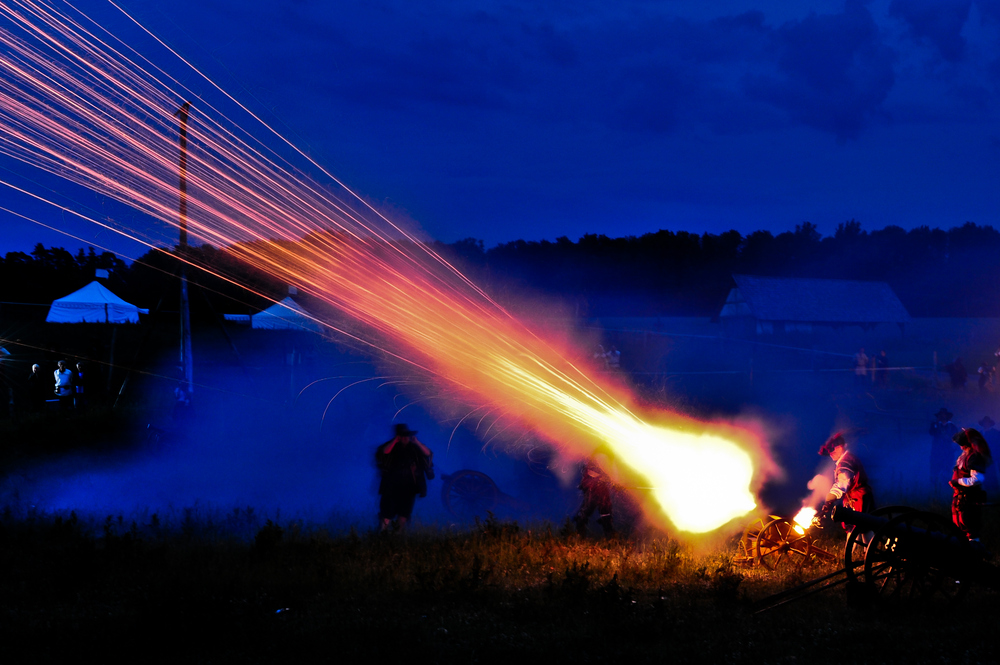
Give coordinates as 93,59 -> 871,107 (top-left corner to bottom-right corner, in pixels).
833,451 -> 873,511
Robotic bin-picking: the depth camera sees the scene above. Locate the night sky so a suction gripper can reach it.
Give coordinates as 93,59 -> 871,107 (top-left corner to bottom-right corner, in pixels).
3,0 -> 1000,258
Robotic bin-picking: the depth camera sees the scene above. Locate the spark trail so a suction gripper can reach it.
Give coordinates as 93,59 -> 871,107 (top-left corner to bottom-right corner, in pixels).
0,0 -> 765,533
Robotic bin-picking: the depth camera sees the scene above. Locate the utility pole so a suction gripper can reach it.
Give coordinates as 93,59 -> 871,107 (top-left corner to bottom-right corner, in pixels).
176,102 -> 194,399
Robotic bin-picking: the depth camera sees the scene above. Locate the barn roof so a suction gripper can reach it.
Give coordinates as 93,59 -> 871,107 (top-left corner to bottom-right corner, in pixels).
721,274 -> 911,324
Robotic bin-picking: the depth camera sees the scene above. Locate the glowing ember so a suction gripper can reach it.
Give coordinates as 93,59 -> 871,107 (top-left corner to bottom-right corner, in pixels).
792,507 -> 816,534
0,0 -> 767,532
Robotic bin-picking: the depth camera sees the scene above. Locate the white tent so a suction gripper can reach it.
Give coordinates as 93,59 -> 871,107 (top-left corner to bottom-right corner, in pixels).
250,297 -> 322,333
46,281 -> 149,324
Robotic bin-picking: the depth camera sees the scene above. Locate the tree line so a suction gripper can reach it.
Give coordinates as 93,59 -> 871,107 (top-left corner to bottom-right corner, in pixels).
437,220 -> 1000,317
2,220 -> 999,319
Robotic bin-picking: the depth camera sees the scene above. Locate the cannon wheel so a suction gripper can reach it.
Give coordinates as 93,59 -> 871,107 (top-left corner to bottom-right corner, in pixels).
755,517 -> 817,571
863,510 -> 967,603
844,505 -> 916,584
441,470 -> 499,520
735,515 -> 778,565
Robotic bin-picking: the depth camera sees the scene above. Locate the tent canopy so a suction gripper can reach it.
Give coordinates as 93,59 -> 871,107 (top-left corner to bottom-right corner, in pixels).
250,297 -> 322,332
46,281 -> 148,324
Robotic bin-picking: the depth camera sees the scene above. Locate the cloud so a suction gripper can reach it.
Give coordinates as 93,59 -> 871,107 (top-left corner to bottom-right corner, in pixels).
889,0 -> 973,63
163,1 -> 907,142
979,0 -> 1000,23
144,1 -> 1000,153
745,1 -> 896,140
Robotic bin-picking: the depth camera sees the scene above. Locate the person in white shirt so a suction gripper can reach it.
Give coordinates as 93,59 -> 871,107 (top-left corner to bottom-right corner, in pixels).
54,360 -> 73,410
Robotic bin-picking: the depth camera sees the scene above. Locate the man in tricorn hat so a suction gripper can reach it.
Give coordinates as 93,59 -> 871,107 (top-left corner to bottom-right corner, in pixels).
978,416 -> 1000,448
815,433 -> 874,532
375,423 -> 433,531
929,407 -> 959,493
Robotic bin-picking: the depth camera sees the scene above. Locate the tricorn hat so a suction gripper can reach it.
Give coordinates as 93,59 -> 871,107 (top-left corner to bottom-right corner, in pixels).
953,428 -> 984,447
935,407 -> 953,420
393,423 -> 418,437
818,432 -> 846,456
979,416 -> 995,429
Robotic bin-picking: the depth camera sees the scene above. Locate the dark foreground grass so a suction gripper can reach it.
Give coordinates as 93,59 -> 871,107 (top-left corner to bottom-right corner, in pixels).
0,513 -> 996,664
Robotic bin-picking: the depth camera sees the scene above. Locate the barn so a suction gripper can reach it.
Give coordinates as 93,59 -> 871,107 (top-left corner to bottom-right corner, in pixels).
719,274 -> 911,336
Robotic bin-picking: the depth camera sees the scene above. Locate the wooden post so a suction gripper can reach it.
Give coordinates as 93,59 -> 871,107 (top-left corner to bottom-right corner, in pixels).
176,102 -> 194,398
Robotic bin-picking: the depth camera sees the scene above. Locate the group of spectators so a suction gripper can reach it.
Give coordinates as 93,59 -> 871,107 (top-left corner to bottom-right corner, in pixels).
947,348 -> 1000,391
966,346 -> 1000,392
852,347 -> 889,387
856,346 -> 1000,393
25,359 -> 91,412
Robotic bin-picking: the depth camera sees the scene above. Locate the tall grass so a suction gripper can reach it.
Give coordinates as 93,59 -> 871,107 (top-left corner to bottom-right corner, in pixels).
2,509 -> 997,662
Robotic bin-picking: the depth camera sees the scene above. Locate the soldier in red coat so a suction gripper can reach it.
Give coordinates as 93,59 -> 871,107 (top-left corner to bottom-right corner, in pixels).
950,428 -> 992,542
816,433 -> 874,531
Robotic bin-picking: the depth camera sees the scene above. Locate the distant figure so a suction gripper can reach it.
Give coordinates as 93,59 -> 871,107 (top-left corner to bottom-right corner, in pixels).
950,428 -> 992,542
0,356 -> 14,424
375,423 -> 433,531
573,448 -> 616,538
930,407 -> 959,490
944,357 -> 967,390
853,348 -> 869,386
53,360 -> 73,410
605,345 -> 621,370
816,433 -> 874,535
593,344 -> 608,369
172,384 -> 191,424
978,363 -> 994,392
875,350 -> 889,387
27,363 -> 47,411
977,416 -> 1000,496
979,416 -> 1000,447
74,361 -> 87,410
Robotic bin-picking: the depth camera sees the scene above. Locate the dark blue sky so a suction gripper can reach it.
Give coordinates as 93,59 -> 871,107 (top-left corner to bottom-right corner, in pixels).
4,0 -> 1000,258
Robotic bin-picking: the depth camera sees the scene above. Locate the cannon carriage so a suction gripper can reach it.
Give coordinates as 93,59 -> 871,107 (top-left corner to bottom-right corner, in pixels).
754,505 -> 999,611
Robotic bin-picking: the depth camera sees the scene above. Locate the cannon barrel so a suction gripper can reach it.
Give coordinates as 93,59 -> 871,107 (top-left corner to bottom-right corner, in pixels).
833,505 -> 970,552
832,506 -> 966,550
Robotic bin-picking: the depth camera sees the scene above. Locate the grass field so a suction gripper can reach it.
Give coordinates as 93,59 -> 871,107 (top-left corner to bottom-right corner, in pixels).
1,508 -> 998,663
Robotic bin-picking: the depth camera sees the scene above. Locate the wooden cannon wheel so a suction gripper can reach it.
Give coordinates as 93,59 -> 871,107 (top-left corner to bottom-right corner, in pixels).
441,470 -> 500,520
843,505 -> 916,585
863,510 -> 967,603
754,516 -> 824,571
735,515 -> 778,565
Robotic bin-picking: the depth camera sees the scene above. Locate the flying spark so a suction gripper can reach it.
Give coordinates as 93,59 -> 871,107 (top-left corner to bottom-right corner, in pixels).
0,0 -> 769,532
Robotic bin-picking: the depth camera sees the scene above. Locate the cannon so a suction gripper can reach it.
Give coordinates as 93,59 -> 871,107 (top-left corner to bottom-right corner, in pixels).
440,470 -> 532,520
440,470 -> 504,520
735,514 -> 837,570
833,505 -> 997,600
755,504 -> 999,611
